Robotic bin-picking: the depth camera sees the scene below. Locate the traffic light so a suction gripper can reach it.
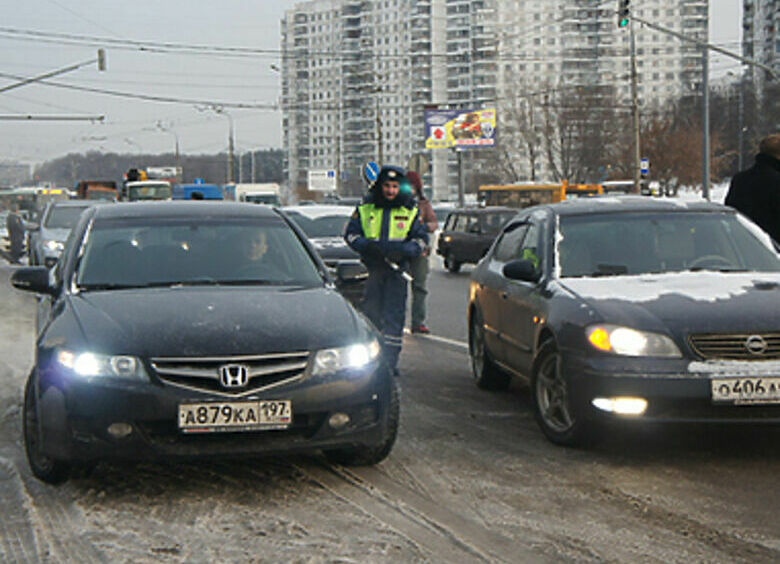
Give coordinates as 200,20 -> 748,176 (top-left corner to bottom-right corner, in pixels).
617,0 -> 630,28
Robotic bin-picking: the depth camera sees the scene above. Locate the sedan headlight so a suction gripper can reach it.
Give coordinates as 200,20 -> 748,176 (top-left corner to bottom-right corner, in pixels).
586,325 -> 681,357
312,340 -> 382,376
57,350 -> 149,380
44,239 -> 65,252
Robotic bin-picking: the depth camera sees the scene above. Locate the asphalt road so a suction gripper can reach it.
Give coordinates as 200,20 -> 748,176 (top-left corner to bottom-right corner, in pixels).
1,261 -> 779,563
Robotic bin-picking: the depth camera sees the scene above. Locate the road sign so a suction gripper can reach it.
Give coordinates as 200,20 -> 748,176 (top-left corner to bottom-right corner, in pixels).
308,169 -> 337,192
362,161 -> 380,185
640,158 -> 650,175
407,153 -> 429,176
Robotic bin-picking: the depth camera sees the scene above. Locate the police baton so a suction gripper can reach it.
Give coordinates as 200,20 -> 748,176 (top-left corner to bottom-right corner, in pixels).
384,258 -> 413,282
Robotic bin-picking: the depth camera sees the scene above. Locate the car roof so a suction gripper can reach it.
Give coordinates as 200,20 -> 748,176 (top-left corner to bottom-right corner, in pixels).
450,206 -> 516,215
47,200 -> 109,209
540,196 -> 732,217
282,204 -> 353,218
91,201 -> 281,219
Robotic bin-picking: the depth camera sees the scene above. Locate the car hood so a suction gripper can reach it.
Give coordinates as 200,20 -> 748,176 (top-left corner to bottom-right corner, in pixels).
66,286 -> 368,358
559,272 -> 780,335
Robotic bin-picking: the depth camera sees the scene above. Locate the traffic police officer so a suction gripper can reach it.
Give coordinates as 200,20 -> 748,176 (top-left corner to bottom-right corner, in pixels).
345,165 -> 428,375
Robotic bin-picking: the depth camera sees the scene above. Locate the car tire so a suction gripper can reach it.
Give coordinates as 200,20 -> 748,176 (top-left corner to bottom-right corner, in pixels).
469,309 -> 511,391
23,373 -> 71,484
444,252 -> 461,273
325,378 -> 400,466
531,341 -> 590,447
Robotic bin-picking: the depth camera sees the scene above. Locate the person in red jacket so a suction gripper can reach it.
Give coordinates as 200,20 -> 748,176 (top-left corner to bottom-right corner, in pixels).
406,171 -> 438,334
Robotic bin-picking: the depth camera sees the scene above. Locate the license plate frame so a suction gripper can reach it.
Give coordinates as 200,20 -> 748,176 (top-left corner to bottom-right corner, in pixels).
711,377 -> 780,405
178,400 -> 292,433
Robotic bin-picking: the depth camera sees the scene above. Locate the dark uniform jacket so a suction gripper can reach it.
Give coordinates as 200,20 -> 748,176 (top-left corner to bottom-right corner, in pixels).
725,153 -> 780,243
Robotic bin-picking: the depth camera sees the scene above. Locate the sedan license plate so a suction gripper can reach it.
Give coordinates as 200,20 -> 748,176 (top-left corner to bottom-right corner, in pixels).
178,400 -> 292,433
711,378 -> 780,405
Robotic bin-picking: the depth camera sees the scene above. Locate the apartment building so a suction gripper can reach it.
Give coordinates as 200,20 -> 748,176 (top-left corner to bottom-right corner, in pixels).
281,0 -> 709,197
743,0 -> 779,129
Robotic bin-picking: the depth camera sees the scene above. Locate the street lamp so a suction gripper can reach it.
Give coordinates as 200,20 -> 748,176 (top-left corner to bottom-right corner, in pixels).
157,121 -> 181,181
198,105 -> 235,183
0,49 -> 106,94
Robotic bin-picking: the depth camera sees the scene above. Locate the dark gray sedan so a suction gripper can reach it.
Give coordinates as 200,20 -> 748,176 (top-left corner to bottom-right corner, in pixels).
468,197 -> 780,446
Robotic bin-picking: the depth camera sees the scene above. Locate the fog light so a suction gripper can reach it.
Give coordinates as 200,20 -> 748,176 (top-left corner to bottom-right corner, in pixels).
591,397 -> 648,416
328,413 -> 350,429
107,422 -> 133,438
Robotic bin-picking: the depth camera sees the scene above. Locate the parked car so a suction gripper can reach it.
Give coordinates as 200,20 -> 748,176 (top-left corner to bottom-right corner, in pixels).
282,204 -> 367,307
28,200 -> 107,268
468,197 -> 780,446
11,201 -> 397,484
436,206 -> 517,272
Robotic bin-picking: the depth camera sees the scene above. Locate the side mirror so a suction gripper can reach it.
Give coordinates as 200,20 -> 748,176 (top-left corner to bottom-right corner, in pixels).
11,266 -> 56,295
468,223 -> 482,234
335,262 -> 368,285
503,259 -> 540,283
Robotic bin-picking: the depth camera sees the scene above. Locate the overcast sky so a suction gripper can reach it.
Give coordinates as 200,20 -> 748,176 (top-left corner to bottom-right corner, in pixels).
0,1 -> 742,166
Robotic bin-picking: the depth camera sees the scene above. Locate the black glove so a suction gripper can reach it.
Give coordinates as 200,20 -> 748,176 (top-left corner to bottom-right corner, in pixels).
386,249 -> 404,264
364,240 -> 383,259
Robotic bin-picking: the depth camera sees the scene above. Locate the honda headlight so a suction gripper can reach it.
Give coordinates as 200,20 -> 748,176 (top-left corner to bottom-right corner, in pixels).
57,350 -> 149,380
586,325 -> 681,358
44,239 -> 64,252
312,340 -> 381,376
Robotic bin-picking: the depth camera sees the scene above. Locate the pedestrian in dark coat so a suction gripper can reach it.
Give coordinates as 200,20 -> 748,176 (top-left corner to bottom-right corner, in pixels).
6,203 -> 26,264
725,134 -> 780,242
344,165 -> 429,374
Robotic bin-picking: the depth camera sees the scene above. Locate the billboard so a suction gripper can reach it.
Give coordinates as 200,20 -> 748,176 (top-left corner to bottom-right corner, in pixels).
425,108 -> 496,150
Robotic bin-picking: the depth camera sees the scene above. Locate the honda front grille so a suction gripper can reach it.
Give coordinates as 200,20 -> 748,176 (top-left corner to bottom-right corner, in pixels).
150,351 -> 310,397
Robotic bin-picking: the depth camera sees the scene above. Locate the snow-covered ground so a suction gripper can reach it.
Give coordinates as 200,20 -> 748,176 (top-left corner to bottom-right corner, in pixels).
676,181 -> 729,204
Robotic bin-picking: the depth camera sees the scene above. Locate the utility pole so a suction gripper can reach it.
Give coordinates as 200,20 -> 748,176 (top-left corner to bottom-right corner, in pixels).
376,95 -> 383,165
251,150 -> 256,183
227,118 -> 235,183
737,76 -> 744,171
702,46 -> 710,201
629,21 -> 641,194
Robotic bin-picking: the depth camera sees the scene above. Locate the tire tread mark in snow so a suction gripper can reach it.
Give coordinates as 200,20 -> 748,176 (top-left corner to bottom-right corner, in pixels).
300,462 -> 542,564
0,458 -> 38,564
20,472 -> 105,564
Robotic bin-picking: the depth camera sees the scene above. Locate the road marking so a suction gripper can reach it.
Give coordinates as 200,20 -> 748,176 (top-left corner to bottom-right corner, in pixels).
404,329 -> 468,352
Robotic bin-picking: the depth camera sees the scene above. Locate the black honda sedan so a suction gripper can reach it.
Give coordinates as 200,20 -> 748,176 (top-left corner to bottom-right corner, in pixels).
12,202 -> 397,484
468,197 -> 780,446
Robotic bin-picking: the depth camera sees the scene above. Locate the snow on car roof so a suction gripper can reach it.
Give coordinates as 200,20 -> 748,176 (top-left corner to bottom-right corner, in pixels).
282,205 -> 354,219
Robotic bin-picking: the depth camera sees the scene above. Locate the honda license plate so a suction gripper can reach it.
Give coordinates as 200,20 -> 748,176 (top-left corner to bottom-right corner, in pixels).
178,400 -> 292,433
711,377 -> 780,405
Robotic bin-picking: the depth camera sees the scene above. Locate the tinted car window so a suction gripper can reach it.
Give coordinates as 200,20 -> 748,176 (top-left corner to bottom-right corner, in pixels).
285,212 -> 349,238
45,206 -> 89,229
482,212 -> 516,233
558,212 -> 780,278
76,217 -> 323,288
493,223 -> 529,263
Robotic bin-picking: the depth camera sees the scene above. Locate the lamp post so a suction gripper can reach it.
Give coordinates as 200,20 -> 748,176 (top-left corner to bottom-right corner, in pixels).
0,49 -> 106,94
157,121 -> 181,182
205,106 -> 235,183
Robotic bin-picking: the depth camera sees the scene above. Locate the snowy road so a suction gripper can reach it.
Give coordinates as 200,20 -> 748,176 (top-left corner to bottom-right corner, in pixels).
1,263 -> 779,563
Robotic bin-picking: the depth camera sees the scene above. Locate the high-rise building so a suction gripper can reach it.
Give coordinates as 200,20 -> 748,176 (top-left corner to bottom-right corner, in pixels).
281,0 -> 710,197
742,0 -> 779,130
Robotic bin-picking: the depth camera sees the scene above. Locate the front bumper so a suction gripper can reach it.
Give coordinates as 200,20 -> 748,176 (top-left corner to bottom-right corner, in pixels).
564,353 -> 780,424
36,361 -> 392,462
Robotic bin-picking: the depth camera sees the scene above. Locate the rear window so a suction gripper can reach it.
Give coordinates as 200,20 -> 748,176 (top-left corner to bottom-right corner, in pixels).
45,206 -> 89,229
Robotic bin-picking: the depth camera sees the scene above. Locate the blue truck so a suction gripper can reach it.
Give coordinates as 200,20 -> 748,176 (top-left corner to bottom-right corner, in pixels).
172,182 -> 224,200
